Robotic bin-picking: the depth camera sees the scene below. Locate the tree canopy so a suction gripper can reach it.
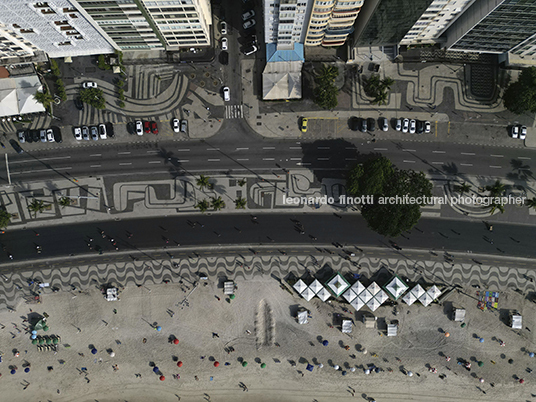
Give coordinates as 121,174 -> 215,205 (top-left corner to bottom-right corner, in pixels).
347,156 -> 433,237
313,64 -> 339,109
364,75 -> 395,106
80,88 -> 106,109
503,67 -> 536,115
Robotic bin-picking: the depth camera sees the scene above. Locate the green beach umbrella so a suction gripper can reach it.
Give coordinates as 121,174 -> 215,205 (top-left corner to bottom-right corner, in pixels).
242,361 -> 248,367
260,363 -> 266,368
43,326 -> 49,332
230,294 -> 235,300
39,338 -> 44,345
46,338 -> 52,344
461,323 -> 466,328
53,338 -> 59,344
32,339 -> 38,345
478,361 -> 484,367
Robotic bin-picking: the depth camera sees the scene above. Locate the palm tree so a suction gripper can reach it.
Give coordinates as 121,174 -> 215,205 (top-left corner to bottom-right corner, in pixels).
238,179 -> 247,187
456,182 -> 471,196
33,90 -> 54,110
28,199 -> 46,218
486,180 -> 505,197
58,196 -> 73,208
234,196 -> 246,209
488,201 -> 505,215
211,196 -> 226,211
196,175 -> 210,191
0,208 -> 11,229
195,199 -> 210,213
525,197 -> 536,210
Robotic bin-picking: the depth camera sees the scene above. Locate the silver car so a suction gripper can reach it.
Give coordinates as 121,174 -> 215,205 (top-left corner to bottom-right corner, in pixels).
402,119 -> 409,133
90,126 -> 99,141
395,119 -> 402,131
39,130 -> 47,142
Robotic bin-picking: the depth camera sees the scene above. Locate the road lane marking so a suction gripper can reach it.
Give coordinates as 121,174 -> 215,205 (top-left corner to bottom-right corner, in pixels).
207,148 -> 220,151
90,165 -> 101,168
11,156 -> 72,163
289,147 -> 301,150
460,163 -> 473,166
148,161 -> 162,164
431,162 -> 443,165
518,156 -> 531,160
208,159 -> 220,162
318,147 -> 330,150
461,152 -> 475,156
118,152 -> 131,155
177,149 -> 190,152
290,158 -> 301,161
236,147 -> 249,151
403,160 -> 416,163
432,151 -> 445,154
263,147 -> 275,150
317,158 -> 330,161
90,154 -> 102,157
146,150 -> 159,154
296,162 -> 311,166
176,160 -> 189,163
119,163 -> 132,166
263,158 -> 275,161
345,158 -> 357,161
236,158 -> 249,161
490,154 -> 504,158
489,165 -> 502,169
11,166 -> 73,174
402,149 -> 416,152
374,148 -> 388,151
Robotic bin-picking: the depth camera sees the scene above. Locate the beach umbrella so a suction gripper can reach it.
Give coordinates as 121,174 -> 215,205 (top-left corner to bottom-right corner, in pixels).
214,361 -> 220,367
159,375 -> 165,381
364,369 -> 370,375
461,323 -> 467,328
479,378 -> 484,383
333,365 -> 339,370
261,363 -> 266,369
46,338 -> 52,344
318,363 -> 324,369
43,326 -> 49,332
31,339 -> 37,345
519,379 -> 525,384
31,330 -> 37,335
242,361 -> 248,367
156,326 -> 162,332
109,352 -> 115,357
177,361 -> 183,367
230,294 -> 235,300
31,334 -> 37,340
306,364 -> 313,372
153,367 -> 159,373
350,367 -> 356,372
39,339 -> 44,345
529,352 -> 535,358
479,338 -> 484,343
322,340 -> 329,346
53,338 -> 59,344
91,348 -> 97,355
478,361 -> 484,367
173,339 -> 179,345
362,348 -> 368,354
24,368 -> 30,373
407,371 -> 413,377
375,367 -> 381,373
444,332 -> 450,337
10,369 -> 16,375
342,371 -> 347,376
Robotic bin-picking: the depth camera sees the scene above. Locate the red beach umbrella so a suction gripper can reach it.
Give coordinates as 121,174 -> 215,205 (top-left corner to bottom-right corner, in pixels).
214,361 -> 220,367
177,361 -> 183,367
173,339 -> 179,345
160,375 -> 165,381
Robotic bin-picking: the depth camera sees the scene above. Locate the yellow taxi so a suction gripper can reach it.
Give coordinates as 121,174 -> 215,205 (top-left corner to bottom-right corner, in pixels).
300,117 -> 308,133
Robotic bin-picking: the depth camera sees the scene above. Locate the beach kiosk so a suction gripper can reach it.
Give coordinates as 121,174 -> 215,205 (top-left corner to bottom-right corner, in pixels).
106,287 -> 119,301
387,321 -> 398,337
341,319 -> 353,334
453,306 -> 466,322
224,281 -> 235,295
510,312 -> 522,329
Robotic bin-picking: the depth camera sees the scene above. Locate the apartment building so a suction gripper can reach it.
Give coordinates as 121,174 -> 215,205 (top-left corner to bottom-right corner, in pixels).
0,0 -> 117,59
264,0 -> 312,46
305,0 -> 364,47
400,0 -> 474,46
75,0 -> 163,50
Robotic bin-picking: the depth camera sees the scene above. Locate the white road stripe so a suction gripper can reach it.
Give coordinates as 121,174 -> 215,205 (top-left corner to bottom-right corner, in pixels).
236,148 -> 249,151
177,149 -> 190,152
236,158 -> 249,161
403,160 -> 416,163
461,152 -> 475,156
90,165 -> 101,168
263,147 -> 275,150
290,158 -> 301,161
263,158 -> 275,161
118,152 -> 131,155
148,161 -> 161,164
296,162 -> 311,166
518,156 -> 531,160
90,154 -> 102,157
432,151 -> 445,154
207,148 -> 220,151
176,160 -> 189,163
489,165 -> 502,169
146,150 -> 159,154
207,159 -> 220,162
289,147 -> 301,150
318,158 -> 330,161
460,163 -> 473,166
431,162 -> 443,165
373,148 -> 388,151
490,154 -> 504,158
12,156 -> 72,163
119,163 -> 132,166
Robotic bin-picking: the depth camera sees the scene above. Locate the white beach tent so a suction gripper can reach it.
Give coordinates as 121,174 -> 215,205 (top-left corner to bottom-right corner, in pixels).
373,289 -> 388,305
402,291 -> 417,306
384,276 -> 409,300
367,282 -> 381,296
301,287 -> 316,301
366,297 -> 382,312
419,292 -> 433,307
293,279 -> 307,294
357,289 -> 373,304
350,297 -> 365,311
309,279 -> 323,295
343,288 -> 357,303
316,287 -> 330,301
427,285 -> 442,301
350,280 -> 365,295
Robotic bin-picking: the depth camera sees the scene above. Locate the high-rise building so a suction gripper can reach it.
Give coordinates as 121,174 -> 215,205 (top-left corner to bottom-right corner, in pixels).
0,0 -> 117,59
444,0 -> 536,55
264,0 -> 312,46
400,0 -> 474,46
0,23 -> 48,65
140,0 -> 212,50
75,0 -> 164,50
305,0 -> 364,47
352,0 -> 434,47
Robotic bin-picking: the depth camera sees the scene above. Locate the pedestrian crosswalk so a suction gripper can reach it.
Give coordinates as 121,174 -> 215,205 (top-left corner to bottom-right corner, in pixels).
225,104 -> 243,119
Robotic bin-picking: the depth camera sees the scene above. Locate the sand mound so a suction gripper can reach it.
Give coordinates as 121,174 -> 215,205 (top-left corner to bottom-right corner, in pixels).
255,299 -> 274,348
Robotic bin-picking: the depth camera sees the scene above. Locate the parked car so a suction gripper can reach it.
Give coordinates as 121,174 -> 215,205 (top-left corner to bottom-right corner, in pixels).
380,117 -> 388,132
223,86 -> 230,101
17,130 -> 26,143
425,121 -> 431,134
53,129 -> 62,143
520,125 -> 527,140
9,139 -> 24,154
360,118 -> 367,133
221,21 -> 227,35
409,119 -> 416,134
402,118 -> 409,133
39,130 -> 47,143
349,116 -> 359,131
106,122 -> 115,138
143,121 -> 150,133
180,120 -> 188,133
172,118 -> 180,133
243,19 -> 256,30
300,117 -> 308,133
82,126 -> 90,140
135,120 -> 143,136
90,126 -> 99,141
98,123 -> 107,139
31,130 -> 40,142
151,121 -> 158,134
74,97 -> 84,110
395,119 -> 402,131
82,82 -> 97,89
242,10 -> 255,20
220,51 -> 229,65
243,44 -> 258,55
221,37 -> 228,50
367,118 -> 376,132
416,120 -> 424,134
46,129 -> 54,142
511,125 -> 519,139
73,127 -> 82,141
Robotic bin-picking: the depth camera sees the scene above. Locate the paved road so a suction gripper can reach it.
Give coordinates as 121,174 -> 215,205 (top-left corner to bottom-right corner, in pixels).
2,125 -> 535,184
0,213 -> 533,264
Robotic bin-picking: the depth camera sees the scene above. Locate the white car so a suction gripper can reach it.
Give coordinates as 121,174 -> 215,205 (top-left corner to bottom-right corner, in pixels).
380,117 -> 388,132
242,10 -> 255,20
73,127 -> 82,141
172,118 -> 180,133
409,119 -> 416,134
221,37 -> 228,50
402,118 -> 409,133
520,125 -> 527,140
395,119 -> 402,131
223,86 -> 230,102
82,82 -> 97,89
221,21 -> 227,35
39,130 -> 47,142
46,129 -> 54,142
135,120 -> 143,136
511,125 -> 519,139
98,123 -> 107,139
243,19 -> 256,30
425,121 -> 431,133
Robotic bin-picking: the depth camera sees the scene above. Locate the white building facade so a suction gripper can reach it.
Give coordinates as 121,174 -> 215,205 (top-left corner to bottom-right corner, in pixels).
264,0 -> 313,47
